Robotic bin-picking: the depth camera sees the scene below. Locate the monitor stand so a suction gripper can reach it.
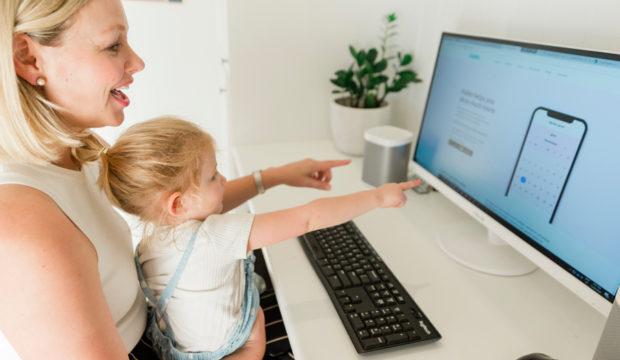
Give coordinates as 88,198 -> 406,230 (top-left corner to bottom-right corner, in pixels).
436,219 -> 537,276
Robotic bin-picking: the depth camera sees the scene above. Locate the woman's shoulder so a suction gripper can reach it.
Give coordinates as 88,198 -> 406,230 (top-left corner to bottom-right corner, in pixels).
0,184 -> 96,256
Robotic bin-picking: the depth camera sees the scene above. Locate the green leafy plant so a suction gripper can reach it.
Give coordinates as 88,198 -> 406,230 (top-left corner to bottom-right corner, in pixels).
330,13 -> 422,108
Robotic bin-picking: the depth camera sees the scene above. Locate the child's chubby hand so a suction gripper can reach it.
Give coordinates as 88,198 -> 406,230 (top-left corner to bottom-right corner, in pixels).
376,179 -> 422,208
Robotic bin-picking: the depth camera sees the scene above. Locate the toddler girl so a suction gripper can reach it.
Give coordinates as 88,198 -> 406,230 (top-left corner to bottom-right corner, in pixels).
97,116 -> 420,359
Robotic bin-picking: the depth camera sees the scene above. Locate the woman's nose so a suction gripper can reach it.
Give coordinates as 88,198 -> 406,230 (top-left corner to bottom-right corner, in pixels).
126,46 -> 145,75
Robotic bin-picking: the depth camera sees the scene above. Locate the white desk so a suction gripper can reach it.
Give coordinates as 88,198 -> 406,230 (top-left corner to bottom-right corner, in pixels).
233,140 -> 606,360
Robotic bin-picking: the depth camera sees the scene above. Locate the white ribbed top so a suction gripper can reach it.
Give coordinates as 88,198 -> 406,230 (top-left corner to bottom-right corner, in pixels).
0,161 -> 147,351
138,213 -> 255,352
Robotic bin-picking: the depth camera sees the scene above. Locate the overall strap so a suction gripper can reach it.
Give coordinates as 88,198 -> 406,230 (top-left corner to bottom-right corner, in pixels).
156,227 -> 200,313
134,226 -> 201,319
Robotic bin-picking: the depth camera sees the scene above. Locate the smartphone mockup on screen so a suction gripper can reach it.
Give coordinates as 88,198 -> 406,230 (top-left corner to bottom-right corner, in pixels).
505,107 -> 587,224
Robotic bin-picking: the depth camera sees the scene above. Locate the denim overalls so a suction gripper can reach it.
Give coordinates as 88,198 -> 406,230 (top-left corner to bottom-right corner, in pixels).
135,228 -> 259,360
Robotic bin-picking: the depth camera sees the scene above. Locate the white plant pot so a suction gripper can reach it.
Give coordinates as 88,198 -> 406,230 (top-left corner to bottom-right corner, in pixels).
330,97 -> 392,156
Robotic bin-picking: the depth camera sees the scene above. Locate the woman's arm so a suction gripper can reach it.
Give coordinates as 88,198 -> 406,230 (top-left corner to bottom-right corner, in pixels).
221,159 -> 351,213
0,185 -> 129,360
247,180 -> 420,251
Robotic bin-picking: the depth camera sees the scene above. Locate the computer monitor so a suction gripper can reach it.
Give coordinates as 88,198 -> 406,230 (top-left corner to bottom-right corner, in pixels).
412,32 -> 620,315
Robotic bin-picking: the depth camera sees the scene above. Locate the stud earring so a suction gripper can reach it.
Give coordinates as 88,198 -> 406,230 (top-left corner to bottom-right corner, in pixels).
36,77 -> 46,86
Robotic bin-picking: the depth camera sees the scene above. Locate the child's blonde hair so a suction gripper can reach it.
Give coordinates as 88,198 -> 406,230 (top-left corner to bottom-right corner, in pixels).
0,0 -> 107,165
98,116 -> 215,223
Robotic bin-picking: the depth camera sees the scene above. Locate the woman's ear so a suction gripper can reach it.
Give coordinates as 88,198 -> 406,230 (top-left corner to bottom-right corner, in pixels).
13,33 -> 44,86
165,192 -> 186,219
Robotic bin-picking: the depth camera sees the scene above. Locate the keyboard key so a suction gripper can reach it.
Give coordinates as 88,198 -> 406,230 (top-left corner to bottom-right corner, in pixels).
337,270 -> 352,288
364,319 -> 376,328
349,314 -> 365,331
328,275 -> 342,289
369,328 -> 381,337
350,294 -> 363,304
402,322 -> 414,331
361,336 -> 385,350
386,333 -> 409,345
357,330 -> 369,339
343,304 -> 355,313
407,331 -> 421,341
348,271 -> 361,286
321,265 -> 334,276
369,270 -> 380,283
335,290 -> 346,297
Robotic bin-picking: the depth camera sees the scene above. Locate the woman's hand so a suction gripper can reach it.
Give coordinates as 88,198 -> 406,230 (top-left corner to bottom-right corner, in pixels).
269,158 -> 351,191
375,179 -> 422,208
225,307 -> 265,360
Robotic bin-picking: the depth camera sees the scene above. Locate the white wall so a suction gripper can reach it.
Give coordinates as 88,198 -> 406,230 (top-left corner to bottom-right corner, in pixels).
227,0 -> 620,146
227,0 -> 424,146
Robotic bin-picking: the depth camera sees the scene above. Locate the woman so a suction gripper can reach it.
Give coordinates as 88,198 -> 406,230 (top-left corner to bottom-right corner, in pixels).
0,0 -> 347,358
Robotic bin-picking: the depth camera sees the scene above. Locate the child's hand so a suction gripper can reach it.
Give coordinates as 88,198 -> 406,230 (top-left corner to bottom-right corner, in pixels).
376,179 -> 422,208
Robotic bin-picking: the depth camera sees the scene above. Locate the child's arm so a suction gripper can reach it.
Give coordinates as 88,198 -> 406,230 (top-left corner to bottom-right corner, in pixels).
247,179 -> 421,251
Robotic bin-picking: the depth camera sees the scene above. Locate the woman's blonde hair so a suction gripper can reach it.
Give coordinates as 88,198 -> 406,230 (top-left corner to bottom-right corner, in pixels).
98,116 -> 215,224
0,0 -> 106,165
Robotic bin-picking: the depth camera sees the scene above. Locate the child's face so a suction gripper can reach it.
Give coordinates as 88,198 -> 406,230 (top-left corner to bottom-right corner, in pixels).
183,152 -> 227,220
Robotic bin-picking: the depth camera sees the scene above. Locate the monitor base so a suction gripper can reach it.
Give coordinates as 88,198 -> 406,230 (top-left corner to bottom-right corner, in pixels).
436,220 -> 537,277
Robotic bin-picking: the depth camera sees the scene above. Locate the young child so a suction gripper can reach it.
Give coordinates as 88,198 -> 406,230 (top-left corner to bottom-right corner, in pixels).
97,116 -> 420,359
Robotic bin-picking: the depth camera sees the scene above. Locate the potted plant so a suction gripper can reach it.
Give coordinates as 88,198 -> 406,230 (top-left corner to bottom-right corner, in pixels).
330,12 -> 422,155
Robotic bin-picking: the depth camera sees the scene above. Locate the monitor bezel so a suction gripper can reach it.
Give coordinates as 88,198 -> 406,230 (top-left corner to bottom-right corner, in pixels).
411,31 -> 618,315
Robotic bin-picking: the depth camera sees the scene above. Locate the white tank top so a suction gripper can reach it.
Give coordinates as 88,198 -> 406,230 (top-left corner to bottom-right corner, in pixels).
0,161 -> 146,351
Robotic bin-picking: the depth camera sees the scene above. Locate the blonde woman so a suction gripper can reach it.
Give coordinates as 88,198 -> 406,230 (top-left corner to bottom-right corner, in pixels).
0,0 -> 349,359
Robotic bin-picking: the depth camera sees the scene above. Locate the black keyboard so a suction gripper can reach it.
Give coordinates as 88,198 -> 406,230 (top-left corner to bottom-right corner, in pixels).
299,221 -> 441,353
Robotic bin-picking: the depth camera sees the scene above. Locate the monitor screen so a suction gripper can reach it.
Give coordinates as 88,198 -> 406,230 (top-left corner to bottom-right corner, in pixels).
414,33 -> 620,303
